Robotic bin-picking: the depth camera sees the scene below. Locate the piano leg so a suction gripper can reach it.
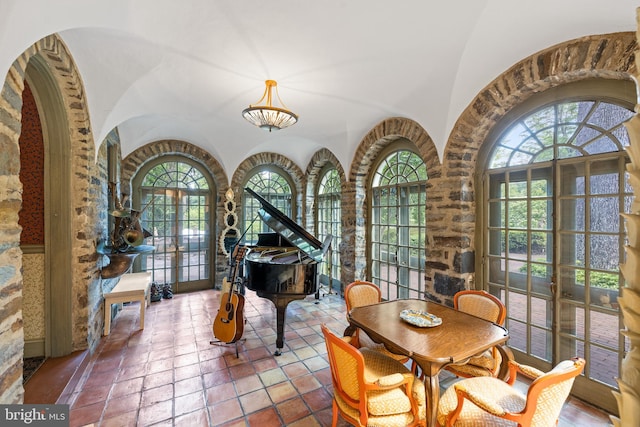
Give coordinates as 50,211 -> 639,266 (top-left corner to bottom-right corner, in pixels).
259,293 -> 305,356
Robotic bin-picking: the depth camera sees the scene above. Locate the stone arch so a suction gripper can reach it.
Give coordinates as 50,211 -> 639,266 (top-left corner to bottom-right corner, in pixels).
0,33 -> 98,402
345,117 -> 439,283
121,139 -> 229,284
304,149 -> 346,286
304,148 -> 346,232
427,31 -> 638,303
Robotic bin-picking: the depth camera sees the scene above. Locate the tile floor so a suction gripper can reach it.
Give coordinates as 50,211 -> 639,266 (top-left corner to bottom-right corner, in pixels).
47,287 -> 612,426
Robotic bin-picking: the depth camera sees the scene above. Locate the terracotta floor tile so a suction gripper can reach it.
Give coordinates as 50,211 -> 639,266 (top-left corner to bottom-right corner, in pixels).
28,290 -> 612,427
252,357 -> 278,373
68,401 -> 104,427
234,375 -> 263,396
100,409 -> 138,427
138,398 -> 173,426
205,382 -> 237,404
291,373 -> 322,394
239,388 -> 272,414
200,356 -> 228,374
203,369 -> 232,388
143,369 -> 174,390
276,396 -> 310,424
175,351 -> 200,368
116,362 -> 147,381
246,407 -> 283,427
103,393 -> 142,419
147,356 -> 174,374
175,390 -> 205,417
175,375 -> 203,397
246,347 -> 272,361
208,397 -> 244,426
174,407 -> 210,427
110,376 -> 144,398
302,387 -> 333,412
302,355 -> 329,372
175,363 -> 201,381
258,367 -> 287,387
83,369 -> 118,389
287,414 -> 322,427
141,383 -> 173,407
229,362 -> 257,380
282,361 -> 310,379
72,383 -> 111,408
267,381 -> 299,404
91,356 -> 122,374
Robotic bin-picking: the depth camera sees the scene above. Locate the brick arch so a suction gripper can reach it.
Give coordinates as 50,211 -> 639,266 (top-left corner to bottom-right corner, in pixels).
0,33 -> 98,402
345,117 -> 439,282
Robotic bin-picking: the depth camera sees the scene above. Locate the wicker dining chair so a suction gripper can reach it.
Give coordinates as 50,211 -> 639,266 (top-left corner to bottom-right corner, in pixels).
438,357 -> 585,427
344,281 -> 412,366
321,324 -> 426,427
445,290 -> 507,378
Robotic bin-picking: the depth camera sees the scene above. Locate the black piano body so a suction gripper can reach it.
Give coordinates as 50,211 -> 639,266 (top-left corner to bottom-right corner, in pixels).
243,188 -> 331,355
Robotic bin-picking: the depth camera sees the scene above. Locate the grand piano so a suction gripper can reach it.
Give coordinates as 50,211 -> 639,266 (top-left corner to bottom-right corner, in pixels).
243,188 -> 331,355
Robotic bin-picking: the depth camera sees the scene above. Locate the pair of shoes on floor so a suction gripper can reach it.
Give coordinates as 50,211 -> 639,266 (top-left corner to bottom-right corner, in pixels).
162,284 -> 173,299
150,283 -> 162,302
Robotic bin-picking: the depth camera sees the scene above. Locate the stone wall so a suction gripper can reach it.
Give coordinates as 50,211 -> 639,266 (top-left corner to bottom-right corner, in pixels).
0,34 -> 102,403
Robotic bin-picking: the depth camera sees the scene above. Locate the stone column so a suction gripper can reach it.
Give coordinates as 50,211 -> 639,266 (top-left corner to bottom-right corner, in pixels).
611,8 -> 640,426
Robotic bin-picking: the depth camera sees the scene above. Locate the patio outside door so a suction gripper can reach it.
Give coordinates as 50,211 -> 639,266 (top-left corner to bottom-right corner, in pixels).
483,98 -> 633,414
135,160 -> 213,293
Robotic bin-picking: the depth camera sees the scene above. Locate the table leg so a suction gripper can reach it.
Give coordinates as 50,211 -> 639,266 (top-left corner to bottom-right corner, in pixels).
496,344 -> 514,381
420,363 -> 441,427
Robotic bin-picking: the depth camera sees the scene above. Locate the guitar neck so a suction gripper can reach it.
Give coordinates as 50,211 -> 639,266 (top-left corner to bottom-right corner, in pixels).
226,246 -> 247,293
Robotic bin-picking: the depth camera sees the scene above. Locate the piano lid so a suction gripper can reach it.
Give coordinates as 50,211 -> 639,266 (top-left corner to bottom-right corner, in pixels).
245,187 -> 331,262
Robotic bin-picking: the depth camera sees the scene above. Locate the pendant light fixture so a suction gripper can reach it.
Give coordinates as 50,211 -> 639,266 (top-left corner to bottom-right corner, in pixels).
242,80 -> 298,131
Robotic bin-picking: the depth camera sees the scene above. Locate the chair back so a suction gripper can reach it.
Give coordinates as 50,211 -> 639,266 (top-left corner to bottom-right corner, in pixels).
525,358 -> 585,427
454,290 -> 506,325
345,280 -> 381,313
322,323 -> 365,404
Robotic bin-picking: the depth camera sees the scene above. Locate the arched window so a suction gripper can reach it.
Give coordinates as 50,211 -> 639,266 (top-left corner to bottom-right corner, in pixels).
370,148 -> 427,300
317,167 -> 341,289
482,83 -> 634,410
242,169 -> 293,245
134,158 -> 214,293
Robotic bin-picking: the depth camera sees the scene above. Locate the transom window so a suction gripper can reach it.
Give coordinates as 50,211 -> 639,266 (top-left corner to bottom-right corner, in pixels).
489,100 -> 632,168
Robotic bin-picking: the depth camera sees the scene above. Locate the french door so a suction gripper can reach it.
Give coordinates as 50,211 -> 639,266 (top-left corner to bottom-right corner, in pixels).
484,153 -> 630,413
134,160 -> 214,293
370,149 -> 427,301
139,189 -> 212,293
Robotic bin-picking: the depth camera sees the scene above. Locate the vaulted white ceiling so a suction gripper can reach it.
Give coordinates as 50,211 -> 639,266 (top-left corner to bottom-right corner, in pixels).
0,1 -> 636,178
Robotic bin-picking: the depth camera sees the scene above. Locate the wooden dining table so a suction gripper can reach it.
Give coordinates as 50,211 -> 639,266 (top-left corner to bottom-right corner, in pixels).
347,298 -> 510,427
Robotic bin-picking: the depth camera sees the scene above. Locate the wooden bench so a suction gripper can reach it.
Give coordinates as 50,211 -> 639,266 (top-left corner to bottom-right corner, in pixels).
104,272 -> 152,336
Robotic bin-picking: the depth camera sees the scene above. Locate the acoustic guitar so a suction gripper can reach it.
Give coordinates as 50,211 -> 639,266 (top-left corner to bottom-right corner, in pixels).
213,245 -> 247,343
